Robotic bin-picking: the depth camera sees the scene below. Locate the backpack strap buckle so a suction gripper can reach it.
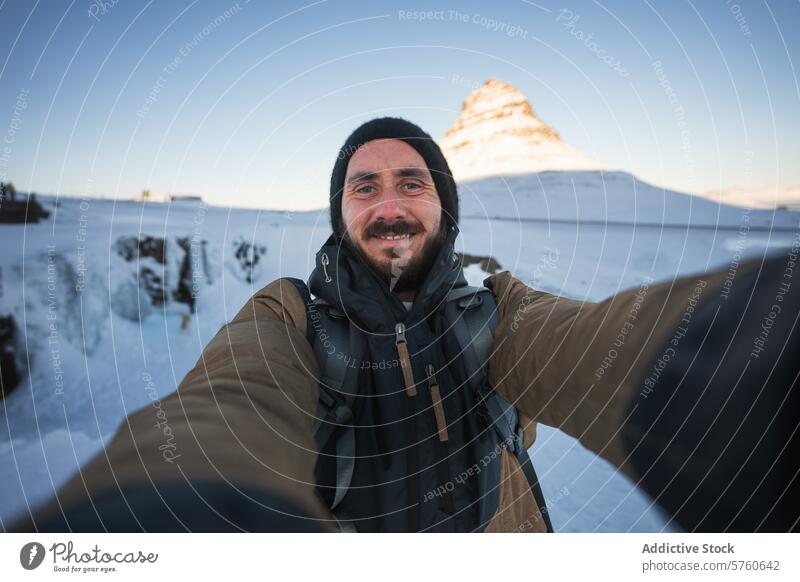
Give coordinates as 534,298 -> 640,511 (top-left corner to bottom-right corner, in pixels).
457,294 -> 483,310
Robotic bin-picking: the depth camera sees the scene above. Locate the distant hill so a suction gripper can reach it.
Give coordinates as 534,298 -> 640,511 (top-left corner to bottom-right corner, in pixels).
700,184 -> 800,211
456,170 -> 799,229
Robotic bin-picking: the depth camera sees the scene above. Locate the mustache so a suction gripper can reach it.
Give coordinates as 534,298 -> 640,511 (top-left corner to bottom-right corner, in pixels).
362,220 -> 424,238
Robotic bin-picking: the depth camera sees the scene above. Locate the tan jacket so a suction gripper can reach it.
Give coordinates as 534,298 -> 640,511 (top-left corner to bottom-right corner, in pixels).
26,265 -> 736,532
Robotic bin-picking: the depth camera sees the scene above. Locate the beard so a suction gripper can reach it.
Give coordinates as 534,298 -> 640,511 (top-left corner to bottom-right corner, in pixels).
346,219 -> 447,294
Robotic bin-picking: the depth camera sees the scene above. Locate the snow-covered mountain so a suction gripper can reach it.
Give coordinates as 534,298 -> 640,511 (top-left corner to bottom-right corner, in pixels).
441,79 -> 800,218
439,79 -> 602,182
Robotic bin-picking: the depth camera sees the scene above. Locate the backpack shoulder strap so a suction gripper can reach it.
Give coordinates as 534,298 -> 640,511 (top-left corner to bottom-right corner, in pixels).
443,285 -> 498,405
444,284 -> 554,532
445,285 -> 497,376
281,278 -> 361,529
282,278 -> 354,409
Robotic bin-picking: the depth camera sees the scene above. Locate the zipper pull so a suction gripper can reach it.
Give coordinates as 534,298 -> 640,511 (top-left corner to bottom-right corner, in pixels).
395,323 -> 417,396
426,363 -> 449,442
321,252 -> 331,282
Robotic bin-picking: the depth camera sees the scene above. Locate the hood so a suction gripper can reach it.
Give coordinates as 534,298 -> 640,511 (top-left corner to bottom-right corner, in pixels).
308,224 -> 467,334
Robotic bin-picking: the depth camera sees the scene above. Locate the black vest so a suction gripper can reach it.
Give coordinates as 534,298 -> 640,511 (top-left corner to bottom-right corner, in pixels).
288,225 -> 551,532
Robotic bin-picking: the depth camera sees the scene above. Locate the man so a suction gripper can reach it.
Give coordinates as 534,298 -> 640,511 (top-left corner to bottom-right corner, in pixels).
14,118 -> 798,533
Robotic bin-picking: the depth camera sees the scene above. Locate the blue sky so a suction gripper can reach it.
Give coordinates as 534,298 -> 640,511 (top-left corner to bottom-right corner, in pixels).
1,0 -> 798,210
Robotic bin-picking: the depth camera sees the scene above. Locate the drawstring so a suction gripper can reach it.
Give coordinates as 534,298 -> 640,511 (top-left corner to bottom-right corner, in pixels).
321,252 -> 331,283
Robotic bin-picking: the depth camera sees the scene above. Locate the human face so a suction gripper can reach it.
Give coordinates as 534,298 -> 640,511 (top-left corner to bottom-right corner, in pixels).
341,139 -> 444,294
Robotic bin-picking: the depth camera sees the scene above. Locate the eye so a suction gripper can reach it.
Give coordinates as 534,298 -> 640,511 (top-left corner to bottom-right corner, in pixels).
355,185 -> 376,195
402,182 -> 423,193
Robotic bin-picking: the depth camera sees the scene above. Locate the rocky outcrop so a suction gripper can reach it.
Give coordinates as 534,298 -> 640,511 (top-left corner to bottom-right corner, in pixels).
228,236 -> 266,284
111,235 -> 217,321
110,234 -> 265,321
0,184 -> 50,224
457,253 -> 503,274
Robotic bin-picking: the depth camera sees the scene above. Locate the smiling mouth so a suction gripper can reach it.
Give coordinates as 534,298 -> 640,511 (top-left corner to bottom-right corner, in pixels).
373,232 -> 416,241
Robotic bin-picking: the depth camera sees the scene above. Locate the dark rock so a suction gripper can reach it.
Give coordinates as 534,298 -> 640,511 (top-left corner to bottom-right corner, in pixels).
113,236 -> 166,264
139,266 -> 167,306
0,315 -> 21,398
0,183 -> 50,224
457,252 -> 503,274
111,235 -> 214,321
231,237 -> 266,284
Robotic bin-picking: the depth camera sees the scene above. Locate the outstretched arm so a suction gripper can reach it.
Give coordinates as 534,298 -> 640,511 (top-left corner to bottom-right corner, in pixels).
15,279 -> 330,531
486,253 -> 799,531
486,263 -> 733,475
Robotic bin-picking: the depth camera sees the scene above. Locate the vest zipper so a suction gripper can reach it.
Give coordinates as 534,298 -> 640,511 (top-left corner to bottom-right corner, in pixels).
395,322 -> 417,396
425,363 -> 449,442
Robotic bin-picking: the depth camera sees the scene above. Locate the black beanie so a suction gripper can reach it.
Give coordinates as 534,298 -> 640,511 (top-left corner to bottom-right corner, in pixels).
329,117 -> 459,237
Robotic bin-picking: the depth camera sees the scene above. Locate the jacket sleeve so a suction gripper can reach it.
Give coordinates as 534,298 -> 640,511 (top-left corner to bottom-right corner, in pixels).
24,278 -> 331,529
485,266 -> 736,478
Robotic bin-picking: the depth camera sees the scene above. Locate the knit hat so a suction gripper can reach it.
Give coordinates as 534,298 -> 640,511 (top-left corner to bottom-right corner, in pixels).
329,117 -> 459,237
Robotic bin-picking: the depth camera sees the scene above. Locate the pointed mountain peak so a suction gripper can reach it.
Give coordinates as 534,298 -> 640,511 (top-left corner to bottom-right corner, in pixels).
439,79 -> 601,182
444,79 -> 562,143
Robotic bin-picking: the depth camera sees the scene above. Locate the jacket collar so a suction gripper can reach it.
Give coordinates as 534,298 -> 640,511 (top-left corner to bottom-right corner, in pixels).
308,224 -> 467,333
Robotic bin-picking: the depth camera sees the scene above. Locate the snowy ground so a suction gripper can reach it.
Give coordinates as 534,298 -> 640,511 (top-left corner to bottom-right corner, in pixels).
1,172 -> 798,531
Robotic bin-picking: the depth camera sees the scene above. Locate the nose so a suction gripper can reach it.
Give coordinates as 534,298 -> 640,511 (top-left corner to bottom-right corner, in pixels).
371,188 -> 407,222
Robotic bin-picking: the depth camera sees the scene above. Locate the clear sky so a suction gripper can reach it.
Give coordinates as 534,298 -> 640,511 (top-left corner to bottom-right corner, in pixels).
1,0 -> 798,210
